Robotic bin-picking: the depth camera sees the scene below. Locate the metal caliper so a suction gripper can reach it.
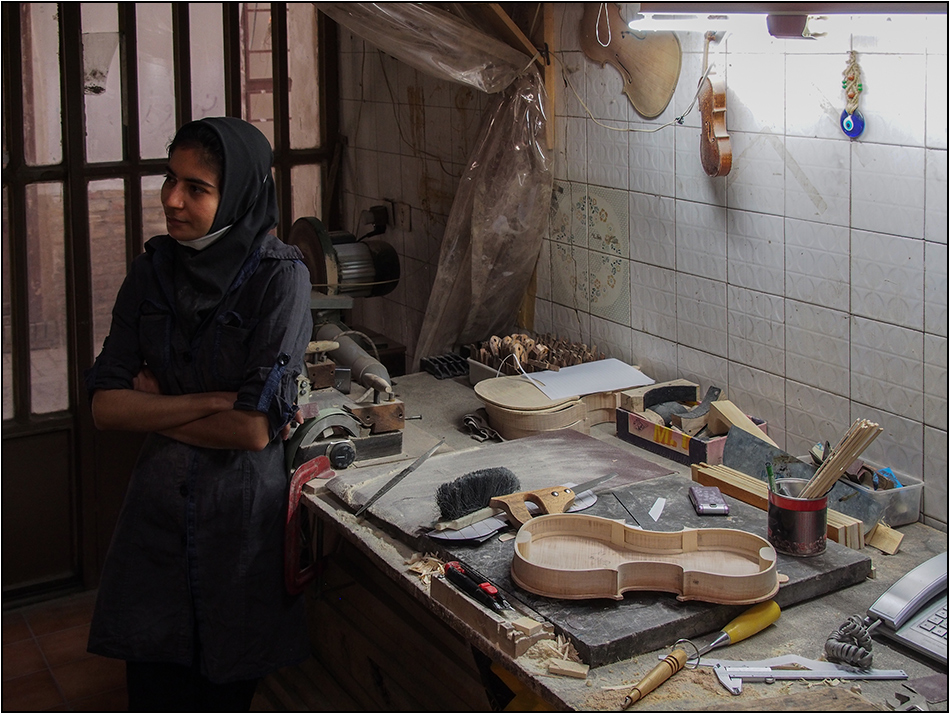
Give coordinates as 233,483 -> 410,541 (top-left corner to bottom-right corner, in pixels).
697,654 -> 908,695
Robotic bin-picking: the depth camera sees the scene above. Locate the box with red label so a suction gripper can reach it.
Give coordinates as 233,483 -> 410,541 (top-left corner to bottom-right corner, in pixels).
616,407 -> 768,466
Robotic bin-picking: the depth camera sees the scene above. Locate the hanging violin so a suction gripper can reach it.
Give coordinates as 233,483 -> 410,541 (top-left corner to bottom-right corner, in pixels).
697,31 -> 731,177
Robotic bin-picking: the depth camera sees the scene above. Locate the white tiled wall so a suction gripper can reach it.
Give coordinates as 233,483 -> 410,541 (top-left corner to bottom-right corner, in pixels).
335,6 -> 948,530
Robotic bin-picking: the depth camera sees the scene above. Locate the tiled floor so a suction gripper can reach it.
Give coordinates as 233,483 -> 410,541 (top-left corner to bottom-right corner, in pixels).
2,589 -> 359,712
2,590 -> 126,711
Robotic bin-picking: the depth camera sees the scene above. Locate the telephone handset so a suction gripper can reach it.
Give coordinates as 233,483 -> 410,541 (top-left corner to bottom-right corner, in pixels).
868,552 -> 948,664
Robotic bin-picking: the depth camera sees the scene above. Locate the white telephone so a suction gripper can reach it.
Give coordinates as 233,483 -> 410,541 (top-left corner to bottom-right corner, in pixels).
868,552 -> 948,665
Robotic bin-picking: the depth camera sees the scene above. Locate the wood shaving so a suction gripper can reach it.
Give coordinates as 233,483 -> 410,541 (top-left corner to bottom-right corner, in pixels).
524,634 -> 580,665
405,552 -> 444,584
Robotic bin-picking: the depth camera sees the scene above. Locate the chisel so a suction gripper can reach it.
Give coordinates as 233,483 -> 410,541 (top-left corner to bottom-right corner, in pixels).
624,600 -> 781,708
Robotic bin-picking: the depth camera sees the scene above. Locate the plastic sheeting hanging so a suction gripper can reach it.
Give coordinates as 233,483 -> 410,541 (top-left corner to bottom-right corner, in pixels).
317,3 -> 552,365
317,3 -> 529,94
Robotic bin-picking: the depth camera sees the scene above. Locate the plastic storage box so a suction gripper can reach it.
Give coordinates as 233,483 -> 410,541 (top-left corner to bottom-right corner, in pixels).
849,471 -> 923,527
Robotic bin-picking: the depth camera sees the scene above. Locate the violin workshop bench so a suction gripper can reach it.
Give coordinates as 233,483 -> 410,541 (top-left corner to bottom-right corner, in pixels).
299,371 -> 948,712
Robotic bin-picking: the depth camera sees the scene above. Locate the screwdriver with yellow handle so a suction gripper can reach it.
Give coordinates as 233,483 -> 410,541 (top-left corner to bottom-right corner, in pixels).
621,600 -> 781,709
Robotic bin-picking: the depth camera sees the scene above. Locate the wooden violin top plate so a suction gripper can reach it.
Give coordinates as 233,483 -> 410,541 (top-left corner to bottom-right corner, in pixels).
475,374 -> 578,411
511,513 -> 779,605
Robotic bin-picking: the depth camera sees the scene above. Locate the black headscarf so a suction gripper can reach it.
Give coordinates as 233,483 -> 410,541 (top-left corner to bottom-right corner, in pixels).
171,117 -> 279,338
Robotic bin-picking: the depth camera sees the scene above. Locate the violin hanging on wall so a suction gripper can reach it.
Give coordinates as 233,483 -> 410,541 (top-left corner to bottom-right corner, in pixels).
697,31 -> 732,177
580,3 -> 682,119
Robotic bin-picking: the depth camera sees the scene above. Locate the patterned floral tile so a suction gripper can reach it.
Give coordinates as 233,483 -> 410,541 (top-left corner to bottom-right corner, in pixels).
589,252 -> 630,326
549,181 -> 572,244
587,185 -> 628,257
550,241 -> 589,313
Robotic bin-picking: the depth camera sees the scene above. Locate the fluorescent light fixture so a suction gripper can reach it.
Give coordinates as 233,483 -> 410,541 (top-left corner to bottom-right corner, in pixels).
627,12 -> 767,34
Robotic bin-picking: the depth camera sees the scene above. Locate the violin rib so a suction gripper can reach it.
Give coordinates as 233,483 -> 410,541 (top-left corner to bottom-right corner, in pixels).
511,513 -> 779,605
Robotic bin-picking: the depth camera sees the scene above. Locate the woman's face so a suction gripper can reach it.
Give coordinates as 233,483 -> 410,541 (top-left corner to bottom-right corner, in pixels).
161,146 -> 221,241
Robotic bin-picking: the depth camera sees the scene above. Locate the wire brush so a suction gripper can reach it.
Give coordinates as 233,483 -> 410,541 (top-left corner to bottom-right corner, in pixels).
436,467 -> 521,521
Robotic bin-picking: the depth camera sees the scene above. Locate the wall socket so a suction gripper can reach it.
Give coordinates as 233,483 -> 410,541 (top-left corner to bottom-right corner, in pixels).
392,201 -> 411,231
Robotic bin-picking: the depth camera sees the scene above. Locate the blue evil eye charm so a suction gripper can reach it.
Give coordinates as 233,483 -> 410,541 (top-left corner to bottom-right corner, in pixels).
840,110 -> 865,139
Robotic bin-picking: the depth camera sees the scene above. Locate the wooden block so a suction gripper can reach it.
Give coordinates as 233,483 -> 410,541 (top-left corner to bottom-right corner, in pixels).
707,400 -> 778,448
867,522 -> 903,555
511,616 -> 543,636
619,379 -> 699,413
547,658 -> 588,679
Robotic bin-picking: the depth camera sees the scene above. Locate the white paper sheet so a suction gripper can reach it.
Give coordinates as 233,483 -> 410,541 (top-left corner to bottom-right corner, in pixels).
524,358 -> 654,401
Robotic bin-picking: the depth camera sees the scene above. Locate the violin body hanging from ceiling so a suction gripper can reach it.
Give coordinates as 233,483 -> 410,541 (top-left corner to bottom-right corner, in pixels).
580,3 -> 682,119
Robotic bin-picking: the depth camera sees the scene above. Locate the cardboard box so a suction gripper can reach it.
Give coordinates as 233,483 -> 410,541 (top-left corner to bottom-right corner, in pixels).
616,406 -> 768,466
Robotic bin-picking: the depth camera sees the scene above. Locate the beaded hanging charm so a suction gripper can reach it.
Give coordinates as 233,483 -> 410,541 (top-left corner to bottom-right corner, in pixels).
840,51 -> 866,139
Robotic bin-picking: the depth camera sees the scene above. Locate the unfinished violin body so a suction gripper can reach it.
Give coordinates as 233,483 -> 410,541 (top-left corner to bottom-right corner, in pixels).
511,513 -> 779,605
698,75 -> 732,177
580,3 -> 681,119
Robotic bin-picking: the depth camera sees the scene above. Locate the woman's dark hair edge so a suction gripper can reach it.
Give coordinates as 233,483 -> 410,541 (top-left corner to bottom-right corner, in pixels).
167,121 -> 225,183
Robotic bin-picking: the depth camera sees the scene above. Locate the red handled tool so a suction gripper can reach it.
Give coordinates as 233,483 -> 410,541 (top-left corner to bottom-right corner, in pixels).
444,561 -> 511,612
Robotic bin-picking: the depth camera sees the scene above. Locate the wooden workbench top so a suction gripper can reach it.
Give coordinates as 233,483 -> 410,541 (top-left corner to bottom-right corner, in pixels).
301,371 -> 948,711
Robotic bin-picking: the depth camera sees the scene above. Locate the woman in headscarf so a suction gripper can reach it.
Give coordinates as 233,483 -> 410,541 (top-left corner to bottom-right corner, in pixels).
85,117 -> 313,711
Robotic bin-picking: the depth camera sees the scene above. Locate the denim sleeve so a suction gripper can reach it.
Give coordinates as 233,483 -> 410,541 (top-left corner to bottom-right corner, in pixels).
232,260 -> 312,441
84,261 -> 150,398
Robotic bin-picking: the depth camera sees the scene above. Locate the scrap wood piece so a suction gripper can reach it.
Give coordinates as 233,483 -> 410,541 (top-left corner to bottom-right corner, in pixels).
548,658 -> 589,679
405,553 -> 444,584
691,463 -> 865,550
706,400 -> 778,448
866,522 -> 903,555
620,379 -> 699,413
429,575 -> 555,659
671,385 -> 723,436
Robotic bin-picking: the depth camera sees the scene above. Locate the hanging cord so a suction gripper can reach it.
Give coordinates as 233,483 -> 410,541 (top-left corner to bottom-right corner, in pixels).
842,50 -> 863,115
595,3 -> 611,47
824,614 -> 877,670
553,50 -> 712,134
